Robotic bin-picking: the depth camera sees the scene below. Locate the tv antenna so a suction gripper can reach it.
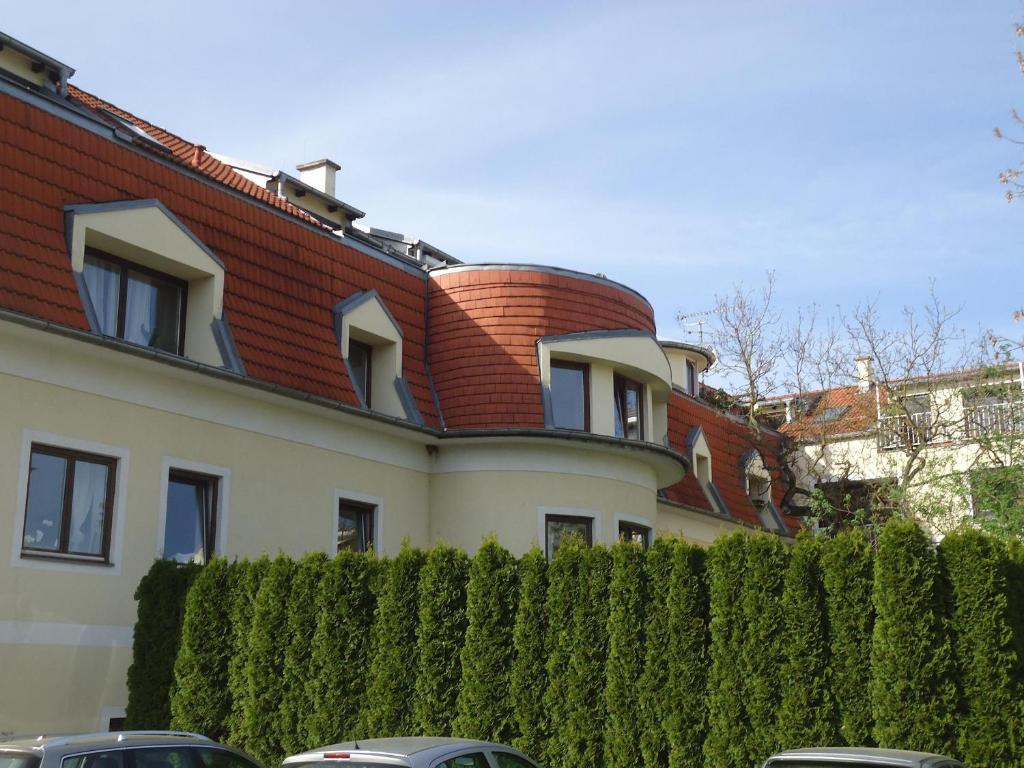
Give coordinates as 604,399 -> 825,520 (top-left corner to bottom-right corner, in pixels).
677,309 -> 713,344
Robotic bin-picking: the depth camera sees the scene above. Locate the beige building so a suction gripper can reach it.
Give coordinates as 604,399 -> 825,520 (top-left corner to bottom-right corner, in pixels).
0,31 -> 798,735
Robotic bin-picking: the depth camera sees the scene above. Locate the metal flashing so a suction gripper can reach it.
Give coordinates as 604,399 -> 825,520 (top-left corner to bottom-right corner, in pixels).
64,199 -> 226,269
394,377 -> 425,426
658,337 -> 718,368
428,262 -> 654,312
332,289 -> 404,338
342,355 -> 369,409
72,270 -> 101,334
211,315 -> 247,376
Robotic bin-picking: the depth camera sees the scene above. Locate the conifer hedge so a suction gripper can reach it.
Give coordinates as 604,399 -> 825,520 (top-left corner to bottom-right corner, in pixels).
542,535 -> 587,768
564,545 -> 612,768
125,560 -> 199,729
740,534 -> 788,765
510,547 -> 548,759
821,526 -> 875,746
279,551 -> 328,755
638,537 -> 677,768
147,523 -> 1024,768
941,529 -> 1020,768
455,537 -> 519,742
305,550 -> 377,746
604,541 -> 648,768
778,533 -> 837,749
413,544 -> 470,737
170,557 -> 233,739
241,554 -> 294,766
871,518 -> 958,753
703,532 -> 748,768
361,545 -> 426,738
664,541 -> 709,768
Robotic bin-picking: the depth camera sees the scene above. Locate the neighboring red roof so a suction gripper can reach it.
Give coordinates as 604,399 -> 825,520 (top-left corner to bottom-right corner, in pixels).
664,391 -> 799,532
776,385 -> 879,440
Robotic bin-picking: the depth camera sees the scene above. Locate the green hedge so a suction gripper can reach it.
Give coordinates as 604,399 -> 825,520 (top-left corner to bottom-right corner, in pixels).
148,520 -> 1024,768
125,560 -> 199,729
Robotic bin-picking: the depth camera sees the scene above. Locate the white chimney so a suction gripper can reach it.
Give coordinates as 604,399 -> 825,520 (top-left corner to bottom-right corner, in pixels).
295,158 -> 340,197
855,355 -> 874,393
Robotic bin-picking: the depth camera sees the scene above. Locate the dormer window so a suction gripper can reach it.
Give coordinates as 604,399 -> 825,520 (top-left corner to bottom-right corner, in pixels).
614,374 -> 644,441
347,340 -> 373,408
82,249 -> 186,355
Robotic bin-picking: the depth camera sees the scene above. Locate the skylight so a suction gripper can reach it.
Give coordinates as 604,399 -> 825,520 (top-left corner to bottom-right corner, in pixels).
816,405 -> 850,424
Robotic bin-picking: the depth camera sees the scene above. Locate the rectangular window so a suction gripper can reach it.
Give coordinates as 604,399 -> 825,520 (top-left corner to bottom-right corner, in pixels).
545,514 -> 593,560
164,470 -> 219,564
82,248 -> 187,355
338,499 -> 375,552
686,359 -> 697,395
22,444 -> 116,561
348,339 -> 373,407
550,361 -> 589,431
614,374 -> 644,440
618,520 -> 650,549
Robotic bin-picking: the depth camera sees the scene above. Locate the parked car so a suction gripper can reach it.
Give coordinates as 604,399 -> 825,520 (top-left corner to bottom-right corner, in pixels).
0,731 -> 264,768
764,747 -> 964,768
282,738 -> 538,768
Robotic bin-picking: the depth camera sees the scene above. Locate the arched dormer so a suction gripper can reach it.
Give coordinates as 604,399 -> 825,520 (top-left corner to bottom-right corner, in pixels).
65,199 -> 244,373
332,289 -> 422,424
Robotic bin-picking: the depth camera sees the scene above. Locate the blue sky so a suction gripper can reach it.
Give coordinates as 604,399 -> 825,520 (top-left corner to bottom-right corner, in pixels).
7,2 -> 1022,371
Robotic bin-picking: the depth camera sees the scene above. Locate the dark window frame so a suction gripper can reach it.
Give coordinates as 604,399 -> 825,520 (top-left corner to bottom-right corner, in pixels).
84,247 -> 188,356
686,359 -> 697,395
22,443 -> 117,563
337,498 -> 376,553
617,520 -> 651,549
550,360 -> 590,431
544,513 -> 593,559
348,339 -> 374,408
165,469 -> 220,564
613,373 -> 645,440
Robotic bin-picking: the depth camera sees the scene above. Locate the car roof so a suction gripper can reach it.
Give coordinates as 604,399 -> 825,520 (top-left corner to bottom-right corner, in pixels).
0,733 -> 248,761
284,738 -> 520,767
766,747 -> 960,768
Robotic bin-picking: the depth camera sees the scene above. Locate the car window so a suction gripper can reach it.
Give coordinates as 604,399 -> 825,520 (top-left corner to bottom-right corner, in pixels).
130,747 -> 192,768
491,753 -> 536,768
0,753 -> 40,768
438,755 -> 489,768
195,750 -> 261,768
63,752 -> 126,768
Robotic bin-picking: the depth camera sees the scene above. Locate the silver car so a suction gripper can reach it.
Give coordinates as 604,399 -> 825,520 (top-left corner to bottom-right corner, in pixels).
282,738 -> 538,768
764,747 -> 965,768
0,731 -> 264,768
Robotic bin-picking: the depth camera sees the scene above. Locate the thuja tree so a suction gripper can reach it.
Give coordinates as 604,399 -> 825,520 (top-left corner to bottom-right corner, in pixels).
542,536 -> 587,768
241,554 -> 294,765
413,544 -> 471,737
279,551 -> 328,755
703,532 -> 748,768
510,547 -> 548,758
125,560 -> 199,729
638,538 -> 677,768
739,534 -> 788,766
870,518 -> 958,753
664,542 -> 709,768
821,527 -> 875,746
305,551 -> 377,745
604,541 -> 648,768
170,557 -> 233,739
941,529 -> 1021,768
777,533 -> 837,748
563,545 -> 612,768
454,537 -> 519,742
226,556 -> 270,744
361,545 -> 426,738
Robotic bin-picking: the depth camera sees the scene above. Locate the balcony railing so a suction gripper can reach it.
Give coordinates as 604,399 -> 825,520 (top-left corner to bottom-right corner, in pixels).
878,411 -> 934,450
964,401 -> 1024,439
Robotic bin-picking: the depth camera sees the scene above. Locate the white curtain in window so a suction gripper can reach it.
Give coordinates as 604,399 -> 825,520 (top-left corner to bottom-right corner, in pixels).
82,258 -> 119,335
69,461 -> 108,555
124,274 -> 157,346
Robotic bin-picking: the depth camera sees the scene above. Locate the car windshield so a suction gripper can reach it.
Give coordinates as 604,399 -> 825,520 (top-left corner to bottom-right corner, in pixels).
0,754 -> 41,768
